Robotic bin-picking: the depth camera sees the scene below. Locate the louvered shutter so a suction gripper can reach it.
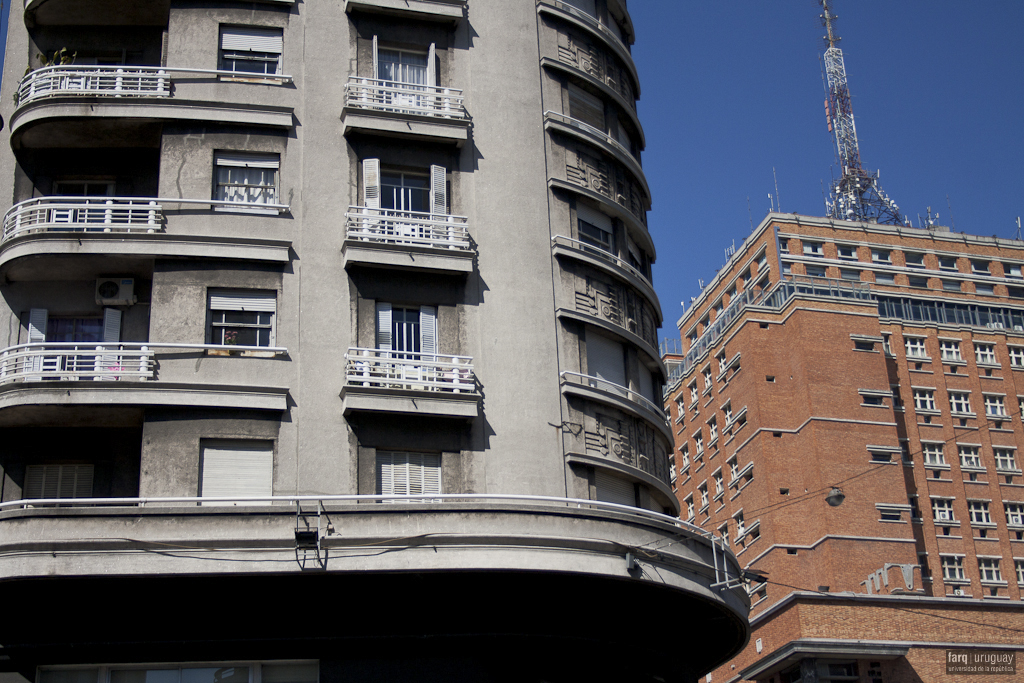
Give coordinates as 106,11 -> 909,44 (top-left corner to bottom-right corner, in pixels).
377,452 -> 440,498
214,152 -> 280,169
576,203 -> 612,232
427,43 -> 436,87
28,308 -> 47,343
430,165 -> 447,216
586,332 -> 625,386
638,364 -> 654,403
200,441 -> 274,506
569,84 -> 605,130
221,27 -> 283,54
24,464 -> 93,500
102,308 -> 121,343
376,302 -> 392,351
208,291 -> 277,312
363,158 -> 381,210
595,469 -> 636,507
372,35 -> 379,80
419,306 -> 437,358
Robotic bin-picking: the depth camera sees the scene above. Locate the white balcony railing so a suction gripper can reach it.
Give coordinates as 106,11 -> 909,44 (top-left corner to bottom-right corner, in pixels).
545,110 -> 640,169
2,195 -> 291,244
345,347 -> 475,393
344,77 -> 466,119
3,197 -> 163,242
0,342 -> 287,383
344,206 -> 471,251
551,235 -> 653,289
16,65 -> 294,107
560,370 -> 667,419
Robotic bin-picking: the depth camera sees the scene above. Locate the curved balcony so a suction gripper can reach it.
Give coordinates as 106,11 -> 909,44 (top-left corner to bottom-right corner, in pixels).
341,347 -> 479,418
551,235 -> 661,319
342,78 -> 470,145
559,370 -> 671,442
0,342 -> 289,412
556,308 -> 663,375
24,0 -> 171,27
343,0 -> 466,24
536,0 -> 639,96
0,493 -> 748,676
544,110 -> 649,203
0,196 -> 291,268
343,206 -> 474,273
12,66 -> 294,144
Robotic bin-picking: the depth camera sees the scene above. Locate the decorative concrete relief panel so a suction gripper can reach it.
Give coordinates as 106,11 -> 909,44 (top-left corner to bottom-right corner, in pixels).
565,144 -> 646,226
556,30 -> 636,107
582,410 -> 670,484
575,272 -> 656,349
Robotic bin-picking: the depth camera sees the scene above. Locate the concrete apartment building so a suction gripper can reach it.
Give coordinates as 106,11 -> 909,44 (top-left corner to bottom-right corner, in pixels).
664,213 -> 1024,682
0,0 -> 749,681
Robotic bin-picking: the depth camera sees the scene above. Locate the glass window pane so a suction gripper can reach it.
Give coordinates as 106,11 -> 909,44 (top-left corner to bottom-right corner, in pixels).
181,667 -> 250,683
262,664 -> 318,683
40,670 -> 100,683
111,671 -> 179,683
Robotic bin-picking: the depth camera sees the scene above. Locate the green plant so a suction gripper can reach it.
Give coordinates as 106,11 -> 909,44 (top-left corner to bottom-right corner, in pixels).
14,47 -> 77,105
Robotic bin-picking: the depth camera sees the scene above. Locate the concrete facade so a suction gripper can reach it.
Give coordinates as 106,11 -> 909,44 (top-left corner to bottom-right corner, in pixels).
665,213 -> 1024,682
0,1 -> 747,681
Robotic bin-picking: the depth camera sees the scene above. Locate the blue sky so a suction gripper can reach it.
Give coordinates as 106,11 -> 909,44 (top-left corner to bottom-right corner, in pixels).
630,1 -> 1024,342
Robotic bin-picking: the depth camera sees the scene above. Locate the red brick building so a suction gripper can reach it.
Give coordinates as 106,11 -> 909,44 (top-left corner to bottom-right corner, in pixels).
664,213 -> 1024,682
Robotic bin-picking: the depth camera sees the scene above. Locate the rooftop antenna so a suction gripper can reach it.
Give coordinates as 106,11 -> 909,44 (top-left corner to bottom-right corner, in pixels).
819,0 -> 903,225
747,196 -> 753,231
1016,217 -> 1022,241
773,167 -> 782,213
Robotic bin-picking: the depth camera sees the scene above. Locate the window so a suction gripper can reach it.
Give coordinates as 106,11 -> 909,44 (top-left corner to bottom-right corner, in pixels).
932,498 -> 955,522
875,272 -> 895,285
361,159 -> 448,221
733,510 -> 745,537
905,337 -> 927,358
976,283 -> 994,295
377,44 -> 432,86
908,276 -> 929,288
723,402 -> 733,424
941,555 -> 966,581
717,523 -> 729,546
669,457 -> 676,484
994,448 -> 1018,472
940,340 -> 962,361
713,470 -> 724,497
1006,263 -> 1023,280
803,241 -> 823,257
377,451 -> 441,500
968,501 -> 992,525
805,264 -> 826,278
938,256 -> 958,272
24,464 -> 94,500
877,504 -> 904,522
702,367 -> 712,390
971,260 -> 990,275
693,430 -> 704,455
1016,559 -> 1024,586
675,396 -> 686,422
779,239 -> 790,255
577,203 -> 613,253
219,26 -> 283,76
568,83 -> 605,130
959,445 -> 982,469
904,251 -> 925,268
942,279 -> 961,292
1006,502 -> 1024,526
975,343 -> 997,365
840,269 -> 860,281
949,392 -> 972,414
679,444 -> 690,471
214,152 -> 280,211
913,389 -> 936,411
985,395 -> 1007,418
378,303 -> 438,364
978,558 -> 1002,583
727,456 -> 739,481
684,495 -> 694,521
708,418 -> 718,442
698,482 -> 709,509
872,249 -> 891,264
837,244 -> 857,260
688,382 -> 698,404
200,440 -> 274,505
716,352 -> 727,376
922,443 -> 946,466
208,290 -> 276,347
1010,347 -> 1024,368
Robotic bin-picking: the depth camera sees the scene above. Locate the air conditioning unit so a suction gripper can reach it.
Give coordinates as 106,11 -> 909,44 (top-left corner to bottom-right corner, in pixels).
95,277 -> 136,306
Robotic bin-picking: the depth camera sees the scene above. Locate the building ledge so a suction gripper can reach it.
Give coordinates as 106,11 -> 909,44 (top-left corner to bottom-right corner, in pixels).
555,308 -> 663,374
342,0 -> 465,23
565,451 -> 678,514
551,236 -> 661,322
559,372 -> 672,443
342,239 -> 473,274
0,381 -> 288,412
341,107 -> 469,146
340,384 -> 480,419
739,639 -> 910,681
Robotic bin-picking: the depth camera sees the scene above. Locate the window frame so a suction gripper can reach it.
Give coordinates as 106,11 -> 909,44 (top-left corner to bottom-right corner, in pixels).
207,289 -> 277,350
949,391 -> 972,415
219,25 -> 284,78
214,151 -> 281,214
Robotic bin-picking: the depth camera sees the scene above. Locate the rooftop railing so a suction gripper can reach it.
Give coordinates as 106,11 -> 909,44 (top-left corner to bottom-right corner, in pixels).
551,235 -> 653,291
560,370 -> 666,419
344,347 -> 475,393
344,77 -> 466,119
344,206 -> 471,251
15,65 -> 294,107
0,342 -> 287,383
2,195 -> 290,243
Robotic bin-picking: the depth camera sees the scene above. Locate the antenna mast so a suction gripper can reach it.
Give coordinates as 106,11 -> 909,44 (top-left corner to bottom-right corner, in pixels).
819,0 -> 903,225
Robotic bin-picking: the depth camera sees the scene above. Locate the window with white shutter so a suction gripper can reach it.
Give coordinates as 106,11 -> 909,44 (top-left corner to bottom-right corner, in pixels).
594,469 -> 636,507
214,152 -> 280,211
376,303 -> 437,358
577,202 -> 613,253
24,464 -> 94,501
376,451 -> 441,500
208,290 -> 276,347
200,440 -> 274,506
220,26 -> 283,76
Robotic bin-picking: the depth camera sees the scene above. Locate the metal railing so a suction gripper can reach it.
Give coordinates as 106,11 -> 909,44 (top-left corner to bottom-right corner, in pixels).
344,206 -> 471,251
551,235 -> 653,291
0,342 -> 287,383
16,65 -> 294,107
2,195 -> 290,243
344,347 -> 475,393
560,370 -> 667,419
545,110 -> 640,168
344,77 -> 466,119
540,0 -> 631,57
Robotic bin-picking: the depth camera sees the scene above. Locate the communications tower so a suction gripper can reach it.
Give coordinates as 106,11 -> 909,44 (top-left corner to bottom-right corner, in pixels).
820,0 -> 904,225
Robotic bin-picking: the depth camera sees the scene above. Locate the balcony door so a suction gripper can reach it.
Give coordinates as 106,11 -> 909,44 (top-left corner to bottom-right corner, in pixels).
376,303 -> 437,386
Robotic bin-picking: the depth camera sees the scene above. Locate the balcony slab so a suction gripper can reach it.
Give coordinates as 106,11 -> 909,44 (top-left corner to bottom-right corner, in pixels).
341,108 -> 469,146
341,385 -> 479,418
0,382 -> 288,412
343,0 -> 465,23
342,240 -> 473,274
